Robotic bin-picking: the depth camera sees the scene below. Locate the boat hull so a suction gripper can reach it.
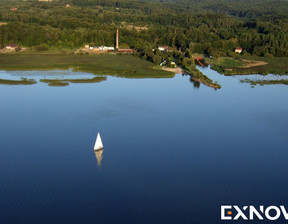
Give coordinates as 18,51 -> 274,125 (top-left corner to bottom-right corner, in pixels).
94,147 -> 103,151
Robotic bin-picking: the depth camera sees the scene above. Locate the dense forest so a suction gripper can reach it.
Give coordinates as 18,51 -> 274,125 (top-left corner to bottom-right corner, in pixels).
0,0 -> 288,57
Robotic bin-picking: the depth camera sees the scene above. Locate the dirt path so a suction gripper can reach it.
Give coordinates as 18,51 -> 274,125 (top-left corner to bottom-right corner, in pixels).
240,59 -> 268,68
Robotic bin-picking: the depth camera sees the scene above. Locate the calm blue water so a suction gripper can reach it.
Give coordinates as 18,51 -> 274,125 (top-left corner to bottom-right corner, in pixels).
1,67 -> 288,223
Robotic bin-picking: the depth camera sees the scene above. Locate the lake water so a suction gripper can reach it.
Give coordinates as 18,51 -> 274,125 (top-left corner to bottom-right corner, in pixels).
1,67 -> 288,223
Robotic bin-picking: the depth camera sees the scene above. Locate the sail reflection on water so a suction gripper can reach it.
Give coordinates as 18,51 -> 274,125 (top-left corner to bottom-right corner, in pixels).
94,149 -> 103,167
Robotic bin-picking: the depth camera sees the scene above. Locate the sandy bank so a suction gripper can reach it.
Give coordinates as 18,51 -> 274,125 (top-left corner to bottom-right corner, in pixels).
161,66 -> 183,74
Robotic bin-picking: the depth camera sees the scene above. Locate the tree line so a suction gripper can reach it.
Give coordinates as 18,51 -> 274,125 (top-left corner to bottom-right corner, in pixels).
0,0 -> 288,57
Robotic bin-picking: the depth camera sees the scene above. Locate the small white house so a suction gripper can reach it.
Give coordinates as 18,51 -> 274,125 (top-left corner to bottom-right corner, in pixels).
235,47 -> 243,54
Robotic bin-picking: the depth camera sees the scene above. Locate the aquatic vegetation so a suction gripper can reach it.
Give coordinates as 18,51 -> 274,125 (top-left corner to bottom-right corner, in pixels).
40,77 -> 107,86
0,78 -> 36,85
0,54 -> 173,78
241,79 -> 288,86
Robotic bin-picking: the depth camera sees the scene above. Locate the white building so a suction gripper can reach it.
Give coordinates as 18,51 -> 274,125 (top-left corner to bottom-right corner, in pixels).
235,47 -> 243,54
158,46 -> 168,52
100,46 -> 114,51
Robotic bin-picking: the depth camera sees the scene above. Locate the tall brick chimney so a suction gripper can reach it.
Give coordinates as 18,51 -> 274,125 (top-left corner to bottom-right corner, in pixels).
116,29 -> 119,49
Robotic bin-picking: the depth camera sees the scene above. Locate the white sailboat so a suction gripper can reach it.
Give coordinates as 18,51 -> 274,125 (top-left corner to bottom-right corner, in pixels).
94,132 -> 103,150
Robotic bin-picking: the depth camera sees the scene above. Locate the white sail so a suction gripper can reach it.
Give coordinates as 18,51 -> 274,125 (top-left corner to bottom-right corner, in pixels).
94,132 -> 103,150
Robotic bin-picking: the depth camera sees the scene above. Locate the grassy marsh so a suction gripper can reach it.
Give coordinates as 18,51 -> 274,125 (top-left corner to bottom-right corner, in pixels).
0,53 -> 174,78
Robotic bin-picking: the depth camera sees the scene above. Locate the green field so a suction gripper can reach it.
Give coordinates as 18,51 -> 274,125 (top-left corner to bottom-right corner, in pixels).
233,57 -> 288,75
206,57 -> 244,68
0,53 -> 174,78
207,56 -> 288,75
